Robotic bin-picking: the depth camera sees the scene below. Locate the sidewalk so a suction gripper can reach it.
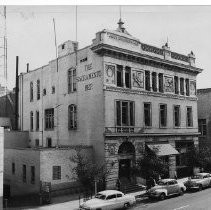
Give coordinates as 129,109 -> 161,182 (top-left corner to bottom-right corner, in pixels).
6,177 -> 189,210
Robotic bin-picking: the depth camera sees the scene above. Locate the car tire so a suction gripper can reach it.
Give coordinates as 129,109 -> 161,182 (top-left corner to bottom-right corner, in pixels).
179,188 -> 184,196
160,193 -> 166,200
198,184 -> 203,191
124,202 -> 130,209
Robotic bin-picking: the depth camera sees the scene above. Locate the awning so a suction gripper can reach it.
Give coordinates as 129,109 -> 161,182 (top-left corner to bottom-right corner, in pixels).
147,143 -> 179,156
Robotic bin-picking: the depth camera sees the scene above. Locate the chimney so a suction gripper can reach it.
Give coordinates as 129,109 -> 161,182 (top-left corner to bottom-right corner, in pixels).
27,63 -> 29,73
15,56 -> 19,130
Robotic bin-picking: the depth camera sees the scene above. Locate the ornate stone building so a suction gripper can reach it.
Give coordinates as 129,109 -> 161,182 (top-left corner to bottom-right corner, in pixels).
18,19 -> 202,190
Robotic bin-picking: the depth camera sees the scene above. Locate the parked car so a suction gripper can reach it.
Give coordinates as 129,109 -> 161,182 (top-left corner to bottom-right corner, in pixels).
79,190 -> 136,210
147,179 -> 186,200
184,173 -> 211,191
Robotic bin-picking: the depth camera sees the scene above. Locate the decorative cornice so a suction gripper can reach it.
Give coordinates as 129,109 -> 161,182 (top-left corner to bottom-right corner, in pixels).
91,43 -> 203,75
104,85 -> 198,101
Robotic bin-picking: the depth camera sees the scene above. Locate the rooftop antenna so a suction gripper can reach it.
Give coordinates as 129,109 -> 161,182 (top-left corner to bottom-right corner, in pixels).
53,18 -> 59,147
119,5 -> 122,19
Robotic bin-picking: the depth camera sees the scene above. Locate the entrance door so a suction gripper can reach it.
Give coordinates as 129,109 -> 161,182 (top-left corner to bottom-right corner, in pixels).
119,159 -> 131,180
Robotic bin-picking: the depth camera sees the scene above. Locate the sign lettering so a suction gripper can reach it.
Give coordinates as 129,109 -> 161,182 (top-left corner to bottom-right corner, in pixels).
76,70 -> 101,83
85,83 -> 93,91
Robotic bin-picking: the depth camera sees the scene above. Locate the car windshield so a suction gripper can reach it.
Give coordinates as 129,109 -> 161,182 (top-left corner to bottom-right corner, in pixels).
191,175 -> 203,179
95,193 -> 106,200
157,181 -> 167,185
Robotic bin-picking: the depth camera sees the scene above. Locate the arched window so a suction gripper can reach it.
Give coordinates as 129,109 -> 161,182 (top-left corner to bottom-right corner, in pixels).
68,104 -> 77,130
37,80 -> 40,100
30,82 -> 33,101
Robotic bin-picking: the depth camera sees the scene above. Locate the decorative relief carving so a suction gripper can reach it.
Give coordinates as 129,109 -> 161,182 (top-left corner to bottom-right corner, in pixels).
135,142 -> 145,155
106,143 -> 117,156
141,43 -> 164,55
171,52 -> 189,62
132,70 -> 144,88
164,76 -> 174,93
105,64 -> 115,85
190,80 -> 196,96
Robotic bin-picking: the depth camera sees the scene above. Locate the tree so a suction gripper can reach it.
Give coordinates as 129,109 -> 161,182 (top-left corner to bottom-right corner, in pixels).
135,151 -> 169,181
185,146 -> 211,172
70,148 -> 111,191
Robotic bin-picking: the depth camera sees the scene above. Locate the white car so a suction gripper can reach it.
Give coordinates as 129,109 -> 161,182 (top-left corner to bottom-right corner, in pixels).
184,173 -> 211,191
147,179 -> 186,200
79,190 -> 136,210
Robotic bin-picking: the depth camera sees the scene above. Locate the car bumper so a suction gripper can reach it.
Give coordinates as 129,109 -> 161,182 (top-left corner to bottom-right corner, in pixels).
147,193 -> 161,198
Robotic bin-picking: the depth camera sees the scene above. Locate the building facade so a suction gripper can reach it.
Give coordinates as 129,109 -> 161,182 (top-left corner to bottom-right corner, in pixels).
18,20 -> 202,189
197,88 -> 211,149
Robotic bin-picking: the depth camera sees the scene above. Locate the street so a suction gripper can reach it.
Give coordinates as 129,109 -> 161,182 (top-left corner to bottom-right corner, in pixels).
131,187 -> 211,210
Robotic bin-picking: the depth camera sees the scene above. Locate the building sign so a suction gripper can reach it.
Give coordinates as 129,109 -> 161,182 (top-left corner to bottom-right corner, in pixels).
105,64 -> 115,85
132,70 -> 144,88
190,80 -> 196,96
164,76 -> 174,93
107,32 -> 139,46
76,70 -> 101,83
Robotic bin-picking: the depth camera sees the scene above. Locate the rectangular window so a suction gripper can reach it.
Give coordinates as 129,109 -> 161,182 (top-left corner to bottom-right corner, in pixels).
30,82 -> 33,102
45,108 -> 54,130
35,139 -> 39,147
145,71 -> 150,91
12,162 -> 15,175
180,78 -> 184,95
187,107 -> 193,127
160,104 -> 167,127
68,105 -> 77,130
144,103 -> 151,127
198,119 -> 207,136
31,166 -> 35,184
152,72 -> 157,92
36,111 -> 39,131
174,105 -> 180,127
158,73 -> 164,93
47,138 -> 52,147
37,80 -> 40,100
174,76 -> 179,94
53,166 -> 61,180
23,165 -> 26,183
125,66 -> 131,88
68,68 -> 77,93
116,101 -> 135,126
52,86 -> 55,94
117,65 -> 123,87
185,79 -> 190,96
30,111 -> 33,131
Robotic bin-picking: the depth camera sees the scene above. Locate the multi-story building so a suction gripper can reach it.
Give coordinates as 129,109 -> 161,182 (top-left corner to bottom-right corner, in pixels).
18,20 -> 202,190
197,88 -> 211,149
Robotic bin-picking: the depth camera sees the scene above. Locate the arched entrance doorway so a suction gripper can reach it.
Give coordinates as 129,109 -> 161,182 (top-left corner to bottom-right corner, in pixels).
118,142 -> 135,183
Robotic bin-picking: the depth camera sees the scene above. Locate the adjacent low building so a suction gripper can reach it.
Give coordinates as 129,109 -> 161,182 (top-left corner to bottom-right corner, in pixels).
15,19 -> 202,191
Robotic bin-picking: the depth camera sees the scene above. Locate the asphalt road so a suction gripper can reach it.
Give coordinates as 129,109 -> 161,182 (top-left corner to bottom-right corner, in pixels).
131,187 -> 211,210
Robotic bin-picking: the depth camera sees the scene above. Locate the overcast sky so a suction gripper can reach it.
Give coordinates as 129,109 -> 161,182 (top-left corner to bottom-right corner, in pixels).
1,5 -> 211,89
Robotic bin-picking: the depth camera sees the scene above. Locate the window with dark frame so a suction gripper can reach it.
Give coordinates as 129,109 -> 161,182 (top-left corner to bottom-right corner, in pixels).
144,103 -> 151,127
68,68 -> 77,93
53,166 -> 61,180
198,119 -> 207,136
46,138 -> 52,147
30,111 -> 33,131
68,104 -> 77,130
174,76 -> 179,94
152,72 -> 157,92
31,166 -> 35,184
125,66 -> 131,88
145,71 -> 150,91
117,65 -> 123,87
52,86 -> 55,94
45,108 -> 54,130
185,79 -> 190,96
180,78 -> 184,95
35,139 -> 39,147
36,111 -> 39,131
187,107 -> 193,127
23,164 -> 26,183
37,80 -> 40,100
174,105 -> 180,127
116,100 -> 135,127
12,162 -> 15,175
160,104 -> 167,127
43,88 -> 46,96
158,73 -> 164,93
30,82 -> 33,101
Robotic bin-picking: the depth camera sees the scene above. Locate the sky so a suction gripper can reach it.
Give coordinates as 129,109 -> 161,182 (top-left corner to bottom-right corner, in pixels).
1,5 -> 211,90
